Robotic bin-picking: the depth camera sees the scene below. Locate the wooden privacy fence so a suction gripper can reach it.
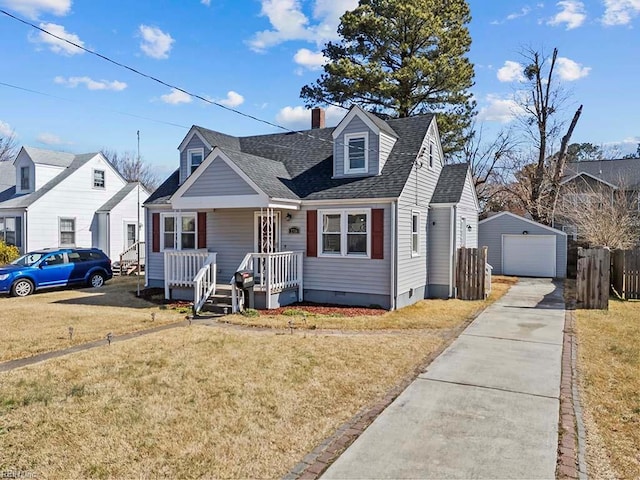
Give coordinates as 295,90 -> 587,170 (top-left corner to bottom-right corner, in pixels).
611,248 -> 640,300
456,247 -> 489,300
576,247 -> 610,309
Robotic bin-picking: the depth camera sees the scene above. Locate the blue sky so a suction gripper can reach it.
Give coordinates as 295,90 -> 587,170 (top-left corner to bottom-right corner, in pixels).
0,0 -> 638,177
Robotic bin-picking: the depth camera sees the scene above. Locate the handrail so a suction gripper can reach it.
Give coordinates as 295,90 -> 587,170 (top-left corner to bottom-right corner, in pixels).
193,252 -> 217,316
118,241 -> 146,275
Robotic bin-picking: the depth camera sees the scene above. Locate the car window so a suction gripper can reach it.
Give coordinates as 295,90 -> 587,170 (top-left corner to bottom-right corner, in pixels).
68,252 -> 82,263
43,253 -> 66,266
11,253 -> 43,266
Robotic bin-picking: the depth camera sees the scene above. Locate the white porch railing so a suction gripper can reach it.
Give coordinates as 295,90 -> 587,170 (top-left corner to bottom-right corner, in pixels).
117,241 -> 145,275
193,253 -> 217,315
164,250 -> 211,299
231,251 -> 304,312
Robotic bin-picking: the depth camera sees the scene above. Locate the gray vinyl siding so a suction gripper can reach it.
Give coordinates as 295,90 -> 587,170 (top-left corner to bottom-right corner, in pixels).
183,157 -> 258,197
428,206 -> 453,289
180,135 -> 211,185
207,208 -> 255,281
478,214 -> 567,278
333,116 -> 380,178
378,131 -> 396,173
300,203 -> 391,296
455,172 -> 479,248
145,207 -> 165,284
397,123 -> 442,300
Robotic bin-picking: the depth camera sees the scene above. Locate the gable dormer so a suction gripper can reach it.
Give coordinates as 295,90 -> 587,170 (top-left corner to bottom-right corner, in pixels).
177,127 -> 214,185
332,106 -> 398,178
14,149 -> 34,194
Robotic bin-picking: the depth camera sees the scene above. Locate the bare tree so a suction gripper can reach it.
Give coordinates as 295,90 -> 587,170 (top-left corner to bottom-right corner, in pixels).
100,149 -> 160,192
556,177 -> 640,249
0,132 -> 18,162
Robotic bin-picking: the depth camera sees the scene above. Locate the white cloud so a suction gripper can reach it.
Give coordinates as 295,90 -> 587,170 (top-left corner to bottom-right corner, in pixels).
477,94 -> 524,123
0,0 -> 71,19
29,22 -> 84,55
248,0 -> 358,52
602,0 -> 640,25
497,61 -> 526,82
54,76 -> 127,91
201,0 -> 211,5
36,132 -> 64,145
161,88 -> 192,105
0,120 -> 15,137
218,91 -> 244,107
276,105 -> 345,129
556,57 -> 591,80
138,25 -> 174,59
548,0 -> 587,29
293,48 -> 327,70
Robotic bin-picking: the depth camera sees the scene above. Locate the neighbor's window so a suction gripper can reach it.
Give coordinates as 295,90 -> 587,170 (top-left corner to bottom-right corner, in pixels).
20,166 -> 30,190
344,133 -> 368,174
161,213 -> 197,251
411,211 -> 420,255
320,209 -> 370,257
59,218 -> 76,246
0,216 -> 21,247
93,169 -> 105,188
188,148 -> 204,174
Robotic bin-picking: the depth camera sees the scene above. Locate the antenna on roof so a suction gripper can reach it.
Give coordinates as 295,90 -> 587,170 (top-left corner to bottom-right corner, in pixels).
136,130 -> 141,297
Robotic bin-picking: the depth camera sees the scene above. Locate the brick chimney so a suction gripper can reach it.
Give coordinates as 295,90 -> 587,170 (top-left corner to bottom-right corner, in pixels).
311,107 -> 325,129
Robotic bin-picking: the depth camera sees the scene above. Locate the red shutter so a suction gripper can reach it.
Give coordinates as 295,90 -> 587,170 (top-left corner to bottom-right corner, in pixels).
152,213 -> 160,252
371,208 -> 384,260
307,210 -> 317,257
197,212 -> 207,249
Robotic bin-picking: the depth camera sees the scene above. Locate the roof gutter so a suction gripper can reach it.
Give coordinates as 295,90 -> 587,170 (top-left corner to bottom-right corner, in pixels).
303,197 -> 398,206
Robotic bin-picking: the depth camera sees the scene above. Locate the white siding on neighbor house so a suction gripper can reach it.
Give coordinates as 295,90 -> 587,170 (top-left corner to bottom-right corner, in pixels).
333,116 -> 380,178
94,212 -> 109,255
25,155 -> 127,252
478,213 -> 567,278
107,185 -> 148,259
428,206 -> 453,287
396,122 -> 442,297
455,172 -> 479,249
183,157 -> 258,197
179,135 -> 212,185
378,131 -> 397,173
299,202 -> 392,296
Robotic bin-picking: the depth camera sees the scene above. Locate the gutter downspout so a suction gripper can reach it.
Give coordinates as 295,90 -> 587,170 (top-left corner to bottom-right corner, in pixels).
23,209 -> 28,254
449,205 -> 456,298
390,200 -> 397,310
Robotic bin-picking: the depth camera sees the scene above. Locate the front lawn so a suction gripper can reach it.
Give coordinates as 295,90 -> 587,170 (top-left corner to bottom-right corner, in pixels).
0,277 -> 184,362
575,299 -> 640,479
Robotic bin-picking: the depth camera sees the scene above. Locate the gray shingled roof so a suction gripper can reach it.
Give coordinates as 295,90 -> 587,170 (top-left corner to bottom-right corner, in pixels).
355,106 -> 399,138
97,183 -> 138,212
22,146 -> 75,167
564,158 -> 640,189
146,113 -> 434,205
0,161 -> 16,202
430,163 -> 470,204
194,127 -> 241,151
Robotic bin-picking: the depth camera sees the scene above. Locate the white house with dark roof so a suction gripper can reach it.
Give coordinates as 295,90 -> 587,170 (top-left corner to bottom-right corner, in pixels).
0,146 -> 149,261
144,106 -> 479,313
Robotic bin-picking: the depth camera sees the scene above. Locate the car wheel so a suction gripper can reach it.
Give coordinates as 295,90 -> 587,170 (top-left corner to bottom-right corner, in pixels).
11,279 -> 34,297
89,273 -> 105,288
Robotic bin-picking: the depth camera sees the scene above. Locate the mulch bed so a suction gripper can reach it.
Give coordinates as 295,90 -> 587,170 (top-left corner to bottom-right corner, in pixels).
262,302 -> 387,317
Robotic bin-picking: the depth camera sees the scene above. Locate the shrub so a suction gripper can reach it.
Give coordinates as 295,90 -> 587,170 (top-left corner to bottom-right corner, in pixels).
0,241 -> 19,265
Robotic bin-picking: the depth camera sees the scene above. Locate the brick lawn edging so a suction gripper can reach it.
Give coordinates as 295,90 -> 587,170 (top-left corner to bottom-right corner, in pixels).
557,308 -> 588,479
282,314 -> 479,480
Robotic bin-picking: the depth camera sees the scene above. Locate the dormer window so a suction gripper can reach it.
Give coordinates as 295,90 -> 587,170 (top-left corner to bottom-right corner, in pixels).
188,148 -> 204,174
93,169 -> 105,188
20,167 -> 30,190
344,133 -> 368,175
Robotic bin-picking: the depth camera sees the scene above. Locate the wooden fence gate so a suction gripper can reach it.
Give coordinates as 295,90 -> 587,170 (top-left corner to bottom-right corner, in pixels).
611,248 -> 640,300
576,247 -> 610,309
456,247 -> 488,300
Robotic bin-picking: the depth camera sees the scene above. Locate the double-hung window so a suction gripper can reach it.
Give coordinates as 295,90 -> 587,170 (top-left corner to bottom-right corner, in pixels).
320,209 -> 370,257
0,217 -> 21,247
344,133 -> 368,174
411,211 -> 420,256
20,167 -> 30,190
188,148 -> 204,174
161,212 -> 197,250
59,218 -> 76,246
93,169 -> 105,188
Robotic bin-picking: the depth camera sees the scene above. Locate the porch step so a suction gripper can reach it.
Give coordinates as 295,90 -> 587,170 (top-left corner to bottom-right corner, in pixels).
201,284 -> 234,315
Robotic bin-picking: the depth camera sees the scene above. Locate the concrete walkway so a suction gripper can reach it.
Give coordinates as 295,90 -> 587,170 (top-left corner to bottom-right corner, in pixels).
323,278 -> 565,479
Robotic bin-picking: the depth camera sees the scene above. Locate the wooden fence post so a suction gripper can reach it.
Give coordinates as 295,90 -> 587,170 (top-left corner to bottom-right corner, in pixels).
577,247 -> 610,309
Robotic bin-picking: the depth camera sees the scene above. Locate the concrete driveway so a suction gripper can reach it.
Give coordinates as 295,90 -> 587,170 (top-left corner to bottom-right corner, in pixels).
323,278 -> 565,479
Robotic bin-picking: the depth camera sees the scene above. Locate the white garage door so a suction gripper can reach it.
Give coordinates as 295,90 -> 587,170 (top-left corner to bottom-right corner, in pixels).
503,235 -> 556,277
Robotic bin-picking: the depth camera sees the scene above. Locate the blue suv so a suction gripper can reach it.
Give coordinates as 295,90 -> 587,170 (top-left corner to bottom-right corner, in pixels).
0,248 -> 113,297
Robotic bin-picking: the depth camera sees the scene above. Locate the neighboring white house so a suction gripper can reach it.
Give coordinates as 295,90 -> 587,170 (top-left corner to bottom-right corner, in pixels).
0,146 -> 149,260
144,106 -> 480,313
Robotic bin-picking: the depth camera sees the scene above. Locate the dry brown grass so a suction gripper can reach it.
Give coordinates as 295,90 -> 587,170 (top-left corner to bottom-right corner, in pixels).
225,275 -> 518,330
0,277 -> 184,362
575,299 -> 640,480
1,326 -> 444,478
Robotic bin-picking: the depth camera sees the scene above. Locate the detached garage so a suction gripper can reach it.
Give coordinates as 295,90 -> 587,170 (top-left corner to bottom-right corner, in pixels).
479,212 -> 567,278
